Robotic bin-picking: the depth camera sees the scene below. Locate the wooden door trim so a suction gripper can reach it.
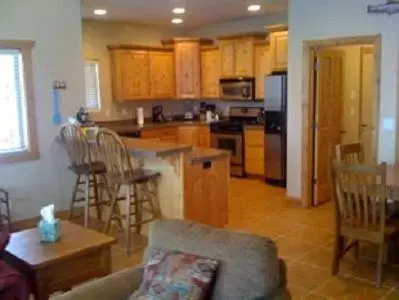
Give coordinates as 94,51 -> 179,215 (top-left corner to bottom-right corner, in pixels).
301,34 -> 381,207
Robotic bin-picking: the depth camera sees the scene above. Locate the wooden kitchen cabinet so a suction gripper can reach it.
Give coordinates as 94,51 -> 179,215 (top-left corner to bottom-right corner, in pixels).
174,41 -> 201,99
109,49 -> 150,101
197,126 -> 210,148
178,126 -> 198,145
244,127 -> 265,176
201,47 -> 220,98
184,156 -> 229,228
141,128 -> 177,143
234,38 -> 254,77
109,45 -> 175,101
149,51 -> 175,99
219,40 -> 235,77
254,43 -> 271,100
269,30 -> 288,71
218,34 -> 266,78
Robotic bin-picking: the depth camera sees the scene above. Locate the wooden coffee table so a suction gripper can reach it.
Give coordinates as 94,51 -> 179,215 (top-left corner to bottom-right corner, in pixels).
4,221 -> 115,300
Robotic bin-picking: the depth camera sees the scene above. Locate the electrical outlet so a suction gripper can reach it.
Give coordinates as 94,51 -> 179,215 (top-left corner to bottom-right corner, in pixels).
53,80 -> 67,90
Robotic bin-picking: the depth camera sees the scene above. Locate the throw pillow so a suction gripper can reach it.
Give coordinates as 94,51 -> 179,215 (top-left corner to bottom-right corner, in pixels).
134,249 -> 219,300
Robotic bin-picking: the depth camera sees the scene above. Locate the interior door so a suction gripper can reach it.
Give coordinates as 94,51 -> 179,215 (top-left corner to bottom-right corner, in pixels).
360,46 -> 376,163
313,49 -> 344,205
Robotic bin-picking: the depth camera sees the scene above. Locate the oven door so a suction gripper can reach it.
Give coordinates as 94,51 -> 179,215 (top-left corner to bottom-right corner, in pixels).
219,82 -> 253,101
211,133 -> 243,165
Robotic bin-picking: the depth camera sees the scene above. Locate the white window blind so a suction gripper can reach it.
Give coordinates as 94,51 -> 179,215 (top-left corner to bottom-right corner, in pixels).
0,49 -> 28,153
84,60 -> 101,110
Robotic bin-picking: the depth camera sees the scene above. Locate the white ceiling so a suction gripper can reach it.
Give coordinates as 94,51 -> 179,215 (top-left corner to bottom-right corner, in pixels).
81,0 -> 288,27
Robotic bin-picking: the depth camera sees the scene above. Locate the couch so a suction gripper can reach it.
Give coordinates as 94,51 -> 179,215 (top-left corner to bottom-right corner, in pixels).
53,219 -> 290,300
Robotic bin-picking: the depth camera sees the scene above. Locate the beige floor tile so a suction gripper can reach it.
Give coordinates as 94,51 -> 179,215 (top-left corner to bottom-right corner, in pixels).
302,293 -> 332,300
381,289 -> 399,300
276,235 -> 314,260
287,284 -> 308,300
285,226 -> 333,246
312,276 -> 391,300
286,260 -> 332,292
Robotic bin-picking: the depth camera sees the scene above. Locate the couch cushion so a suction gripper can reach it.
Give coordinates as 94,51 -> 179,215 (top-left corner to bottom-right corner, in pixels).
143,220 -> 280,300
133,249 -> 218,300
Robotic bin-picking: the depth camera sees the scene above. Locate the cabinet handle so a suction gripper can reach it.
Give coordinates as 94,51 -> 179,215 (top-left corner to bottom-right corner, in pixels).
203,161 -> 212,169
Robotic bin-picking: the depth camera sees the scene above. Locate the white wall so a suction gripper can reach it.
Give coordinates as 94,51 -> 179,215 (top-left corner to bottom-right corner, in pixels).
288,0 -> 399,198
0,0 -> 85,220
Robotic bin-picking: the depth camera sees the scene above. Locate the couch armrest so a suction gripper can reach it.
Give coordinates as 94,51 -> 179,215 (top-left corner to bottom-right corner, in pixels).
52,265 -> 143,300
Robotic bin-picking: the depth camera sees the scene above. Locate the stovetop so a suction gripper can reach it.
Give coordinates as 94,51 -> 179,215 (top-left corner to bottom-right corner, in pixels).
210,118 -> 263,134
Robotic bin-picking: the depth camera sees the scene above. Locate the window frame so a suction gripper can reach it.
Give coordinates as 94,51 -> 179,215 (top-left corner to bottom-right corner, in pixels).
84,59 -> 101,111
0,40 -> 38,164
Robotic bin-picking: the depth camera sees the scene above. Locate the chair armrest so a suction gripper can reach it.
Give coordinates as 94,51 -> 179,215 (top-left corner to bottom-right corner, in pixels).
52,265 -> 143,300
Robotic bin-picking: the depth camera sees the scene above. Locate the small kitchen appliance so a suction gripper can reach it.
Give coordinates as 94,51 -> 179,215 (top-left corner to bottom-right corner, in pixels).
152,105 -> 166,123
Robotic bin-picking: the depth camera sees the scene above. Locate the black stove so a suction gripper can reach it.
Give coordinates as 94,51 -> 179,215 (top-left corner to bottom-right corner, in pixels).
210,107 -> 264,134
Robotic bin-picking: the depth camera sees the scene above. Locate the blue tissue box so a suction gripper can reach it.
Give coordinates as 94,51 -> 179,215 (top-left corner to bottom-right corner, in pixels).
38,219 -> 61,243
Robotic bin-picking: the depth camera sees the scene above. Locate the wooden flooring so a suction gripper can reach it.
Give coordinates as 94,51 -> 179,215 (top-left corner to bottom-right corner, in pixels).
75,178 -> 399,299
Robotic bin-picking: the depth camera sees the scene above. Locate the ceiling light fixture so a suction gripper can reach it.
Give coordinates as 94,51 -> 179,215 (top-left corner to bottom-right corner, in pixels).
247,4 -> 261,12
173,7 -> 185,14
94,9 -> 107,15
171,18 -> 183,24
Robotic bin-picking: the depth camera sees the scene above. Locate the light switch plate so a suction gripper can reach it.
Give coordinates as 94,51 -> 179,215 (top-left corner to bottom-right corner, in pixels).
382,117 -> 395,131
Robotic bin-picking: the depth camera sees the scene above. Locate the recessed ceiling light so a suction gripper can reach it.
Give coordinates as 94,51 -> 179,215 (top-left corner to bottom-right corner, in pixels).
171,18 -> 183,24
173,7 -> 185,14
247,4 -> 261,12
94,9 -> 107,16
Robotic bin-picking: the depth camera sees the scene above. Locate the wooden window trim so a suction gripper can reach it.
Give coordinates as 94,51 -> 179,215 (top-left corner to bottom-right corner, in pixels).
0,40 -> 39,164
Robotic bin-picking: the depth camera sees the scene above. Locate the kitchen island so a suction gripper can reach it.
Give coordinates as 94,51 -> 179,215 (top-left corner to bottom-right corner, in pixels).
121,137 -> 230,228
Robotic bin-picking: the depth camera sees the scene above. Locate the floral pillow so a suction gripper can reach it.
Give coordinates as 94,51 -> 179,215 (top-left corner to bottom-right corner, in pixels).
134,249 -> 219,300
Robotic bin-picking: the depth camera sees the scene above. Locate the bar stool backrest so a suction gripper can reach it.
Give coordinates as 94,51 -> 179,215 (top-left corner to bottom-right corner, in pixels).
96,128 -> 134,184
60,124 -> 91,167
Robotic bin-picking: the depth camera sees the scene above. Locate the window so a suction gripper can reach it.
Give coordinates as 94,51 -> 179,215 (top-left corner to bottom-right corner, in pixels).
0,40 -> 38,164
84,60 -> 101,110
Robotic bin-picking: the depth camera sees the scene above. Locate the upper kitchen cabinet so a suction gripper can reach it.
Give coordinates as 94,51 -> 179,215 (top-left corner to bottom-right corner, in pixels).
219,40 -> 235,77
254,43 -> 271,100
149,51 -> 175,99
217,33 -> 267,78
201,46 -> 220,99
267,25 -> 288,71
108,45 -> 174,101
163,38 -> 213,100
109,48 -> 150,101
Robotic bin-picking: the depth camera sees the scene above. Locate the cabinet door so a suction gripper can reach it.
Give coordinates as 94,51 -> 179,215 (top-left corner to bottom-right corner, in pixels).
149,51 -> 175,99
201,49 -> 220,98
175,42 -> 201,99
234,38 -> 254,77
219,40 -> 235,77
178,126 -> 198,145
197,126 -> 210,148
270,31 -> 288,71
254,44 -> 271,100
112,50 -> 150,101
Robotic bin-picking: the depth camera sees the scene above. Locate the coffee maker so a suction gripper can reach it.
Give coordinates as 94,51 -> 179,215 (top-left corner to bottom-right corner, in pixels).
152,105 -> 166,123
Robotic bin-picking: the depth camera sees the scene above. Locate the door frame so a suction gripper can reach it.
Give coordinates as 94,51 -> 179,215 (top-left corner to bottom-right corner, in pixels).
301,34 -> 382,208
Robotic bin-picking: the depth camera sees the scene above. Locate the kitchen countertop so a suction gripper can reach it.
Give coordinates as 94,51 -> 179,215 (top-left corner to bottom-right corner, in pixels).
186,147 -> 230,165
244,124 -> 264,130
122,137 -> 192,158
96,120 -> 210,134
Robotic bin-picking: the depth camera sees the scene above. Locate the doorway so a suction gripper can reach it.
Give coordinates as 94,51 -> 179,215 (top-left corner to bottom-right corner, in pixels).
301,35 -> 381,207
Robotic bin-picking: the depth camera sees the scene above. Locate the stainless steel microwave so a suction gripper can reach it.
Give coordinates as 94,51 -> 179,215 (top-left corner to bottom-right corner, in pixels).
219,77 -> 255,101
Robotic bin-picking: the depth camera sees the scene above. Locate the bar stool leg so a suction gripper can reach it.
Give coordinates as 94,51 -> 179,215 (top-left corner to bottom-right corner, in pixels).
84,174 -> 90,228
135,184 -> 142,234
125,184 -> 132,254
91,174 -> 102,221
68,175 -> 80,220
104,187 -> 118,234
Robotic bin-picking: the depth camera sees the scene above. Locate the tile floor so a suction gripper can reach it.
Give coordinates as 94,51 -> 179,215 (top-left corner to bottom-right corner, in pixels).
101,178 -> 399,299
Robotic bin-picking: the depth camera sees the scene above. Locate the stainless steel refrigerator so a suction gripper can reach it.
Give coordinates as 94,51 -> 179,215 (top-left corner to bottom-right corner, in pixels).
264,71 -> 287,187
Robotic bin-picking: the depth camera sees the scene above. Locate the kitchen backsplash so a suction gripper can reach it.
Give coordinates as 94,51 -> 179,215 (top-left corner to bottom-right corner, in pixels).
91,99 -> 263,121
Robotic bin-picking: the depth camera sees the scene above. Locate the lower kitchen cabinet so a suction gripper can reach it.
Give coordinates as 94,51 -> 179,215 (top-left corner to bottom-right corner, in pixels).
177,126 -> 198,145
244,127 -> 265,176
184,156 -> 229,228
141,128 -> 177,143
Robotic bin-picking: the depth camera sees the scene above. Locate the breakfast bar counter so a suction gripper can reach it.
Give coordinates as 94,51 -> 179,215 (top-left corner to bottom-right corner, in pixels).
120,138 -> 230,229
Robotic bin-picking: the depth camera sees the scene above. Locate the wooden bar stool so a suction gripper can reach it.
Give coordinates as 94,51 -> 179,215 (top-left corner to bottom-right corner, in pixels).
60,124 -> 107,228
96,128 -> 161,254
0,189 -> 12,232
